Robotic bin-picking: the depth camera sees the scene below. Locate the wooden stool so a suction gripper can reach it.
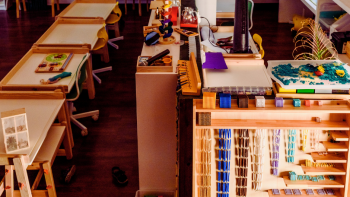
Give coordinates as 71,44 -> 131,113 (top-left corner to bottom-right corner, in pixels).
16,0 -> 26,18
5,125 -> 72,197
51,0 -> 60,17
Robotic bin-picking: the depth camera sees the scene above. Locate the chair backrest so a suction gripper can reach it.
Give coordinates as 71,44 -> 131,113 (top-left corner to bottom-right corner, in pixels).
248,0 -> 254,30
98,25 -> 108,41
66,55 -> 89,101
113,1 -> 122,21
93,25 -> 109,50
253,33 -> 264,58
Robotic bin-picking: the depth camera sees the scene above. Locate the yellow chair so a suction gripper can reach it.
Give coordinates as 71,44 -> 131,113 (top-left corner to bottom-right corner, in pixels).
90,25 -> 112,84
107,2 -> 122,37
51,0 -> 60,17
253,34 -> 265,58
106,2 -> 124,50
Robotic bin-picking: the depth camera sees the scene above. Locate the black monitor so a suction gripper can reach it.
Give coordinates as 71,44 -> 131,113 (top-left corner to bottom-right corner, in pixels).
230,0 -> 252,53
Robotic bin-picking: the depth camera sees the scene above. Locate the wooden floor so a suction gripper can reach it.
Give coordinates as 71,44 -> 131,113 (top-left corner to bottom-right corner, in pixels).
0,3 -> 294,197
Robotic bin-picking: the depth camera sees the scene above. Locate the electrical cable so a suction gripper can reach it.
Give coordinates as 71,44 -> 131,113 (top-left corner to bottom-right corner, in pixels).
200,16 -> 230,53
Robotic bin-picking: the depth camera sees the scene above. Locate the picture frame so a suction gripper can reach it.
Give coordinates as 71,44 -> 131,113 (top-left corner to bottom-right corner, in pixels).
1,108 -> 30,153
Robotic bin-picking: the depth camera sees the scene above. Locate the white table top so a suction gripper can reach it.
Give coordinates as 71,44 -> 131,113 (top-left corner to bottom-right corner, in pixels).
62,3 -> 116,20
0,99 -> 65,164
40,24 -> 104,48
7,53 -> 89,92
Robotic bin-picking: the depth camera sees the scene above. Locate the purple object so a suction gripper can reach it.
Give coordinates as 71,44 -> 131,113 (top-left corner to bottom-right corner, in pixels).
275,97 -> 284,107
202,52 -> 228,69
272,189 -> 280,195
273,168 -> 278,175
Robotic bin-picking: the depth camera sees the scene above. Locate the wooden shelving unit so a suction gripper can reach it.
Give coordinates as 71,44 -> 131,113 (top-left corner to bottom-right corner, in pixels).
282,176 -> 344,188
268,189 -> 342,197
195,99 -> 350,112
193,99 -> 350,197
322,141 -> 349,152
300,0 -> 335,29
196,119 -> 349,130
301,164 -> 346,175
333,0 -> 350,14
331,131 -> 349,141
311,152 -> 347,163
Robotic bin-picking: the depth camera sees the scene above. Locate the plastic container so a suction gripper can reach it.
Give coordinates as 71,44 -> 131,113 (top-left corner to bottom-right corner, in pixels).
223,86 -> 230,94
244,86 -> 251,95
216,87 -> 223,93
237,86 -> 244,95
230,86 -> 237,95
209,87 -> 217,92
251,86 -> 258,95
202,87 -> 210,92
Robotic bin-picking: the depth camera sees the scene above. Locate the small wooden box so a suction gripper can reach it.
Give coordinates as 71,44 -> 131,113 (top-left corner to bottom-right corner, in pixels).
136,55 -> 173,72
198,112 -> 211,126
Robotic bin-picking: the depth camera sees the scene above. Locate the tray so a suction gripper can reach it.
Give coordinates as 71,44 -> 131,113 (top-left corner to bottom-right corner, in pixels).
136,55 -> 173,72
267,60 -> 350,89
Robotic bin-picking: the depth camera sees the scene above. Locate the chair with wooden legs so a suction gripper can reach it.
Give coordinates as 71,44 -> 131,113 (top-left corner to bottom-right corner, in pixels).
67,56 -> 99,136
51,0 -> 60,17
5,124 -> 73,197
16,0 -> 26,18
106,2 -> 124,50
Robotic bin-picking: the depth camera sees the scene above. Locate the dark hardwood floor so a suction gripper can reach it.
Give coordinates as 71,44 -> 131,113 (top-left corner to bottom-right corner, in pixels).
0,3 -> 294,197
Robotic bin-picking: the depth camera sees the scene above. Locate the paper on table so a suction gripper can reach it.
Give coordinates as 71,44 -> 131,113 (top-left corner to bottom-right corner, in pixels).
203,52 -> 228,69
201,39 -> 228,53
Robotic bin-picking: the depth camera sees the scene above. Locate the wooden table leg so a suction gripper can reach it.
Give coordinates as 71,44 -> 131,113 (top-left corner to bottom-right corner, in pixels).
139,0 -> 141,16
146,0 -> 149,12
51,0 -> 55,17
5,165 -> 13,197
56,0 -> 60,10
125,0 -> 127,15
21,0 -> 26,11
114,22 -> 120,38
58,103 -> 74,148
16,0 -> 19,18
31,168 -> 43,191
43,162 -> 57,197
13,156 -> 32,197
85,55 -> 96,99
102,44 -> 110,63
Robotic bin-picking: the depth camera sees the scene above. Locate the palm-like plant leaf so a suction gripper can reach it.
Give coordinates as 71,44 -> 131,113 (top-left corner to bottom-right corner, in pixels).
293,19 -> 338,60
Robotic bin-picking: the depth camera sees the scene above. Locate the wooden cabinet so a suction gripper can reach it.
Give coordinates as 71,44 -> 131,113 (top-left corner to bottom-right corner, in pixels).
193,99 -> 350,197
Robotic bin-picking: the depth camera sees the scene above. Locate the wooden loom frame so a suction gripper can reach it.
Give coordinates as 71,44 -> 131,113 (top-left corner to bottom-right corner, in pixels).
193,99 -> 350,197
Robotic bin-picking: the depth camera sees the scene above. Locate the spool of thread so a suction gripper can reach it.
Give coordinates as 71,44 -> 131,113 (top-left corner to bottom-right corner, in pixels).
163,58 -> 172,66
